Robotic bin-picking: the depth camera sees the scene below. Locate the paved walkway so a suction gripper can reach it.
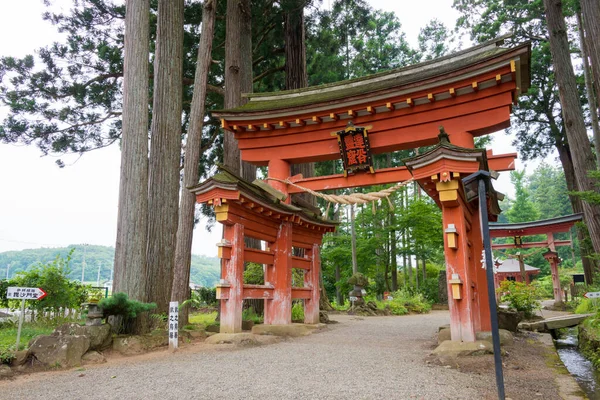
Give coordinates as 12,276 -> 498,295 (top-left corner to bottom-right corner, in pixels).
1,312 -> 498,399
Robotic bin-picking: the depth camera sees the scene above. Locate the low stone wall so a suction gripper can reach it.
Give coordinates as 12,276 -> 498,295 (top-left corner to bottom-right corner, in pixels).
578,322 -> 600,369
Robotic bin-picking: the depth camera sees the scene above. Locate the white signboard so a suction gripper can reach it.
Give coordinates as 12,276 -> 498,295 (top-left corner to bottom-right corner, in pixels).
6,287 -> 47,300
584,292 -> 600,299
169,301 -> 179,351
349,296 -> 358,302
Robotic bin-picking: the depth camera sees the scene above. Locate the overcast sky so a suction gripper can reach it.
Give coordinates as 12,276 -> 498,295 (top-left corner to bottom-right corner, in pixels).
0,0 -> 528,263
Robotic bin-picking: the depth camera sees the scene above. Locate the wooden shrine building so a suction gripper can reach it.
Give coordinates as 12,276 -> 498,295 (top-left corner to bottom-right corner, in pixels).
193,36 -> 531,342
489,213 -> 583,305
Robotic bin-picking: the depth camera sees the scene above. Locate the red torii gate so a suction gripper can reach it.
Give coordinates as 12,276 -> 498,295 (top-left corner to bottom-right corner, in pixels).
194,36 -> 531,342
489,213 -> 584,305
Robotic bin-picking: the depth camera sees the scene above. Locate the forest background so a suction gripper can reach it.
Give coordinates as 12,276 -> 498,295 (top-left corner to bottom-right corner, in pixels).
1,0 -> 599,328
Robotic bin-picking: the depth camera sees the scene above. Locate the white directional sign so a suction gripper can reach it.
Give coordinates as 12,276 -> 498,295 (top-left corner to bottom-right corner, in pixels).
584,291 -> 600,299
6,287 -> 47,300
169,301 -> 179,351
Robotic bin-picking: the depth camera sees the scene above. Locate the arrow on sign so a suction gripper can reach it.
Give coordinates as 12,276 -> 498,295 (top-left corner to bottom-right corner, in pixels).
583,292 -> 600,299
6,287 -> 47,300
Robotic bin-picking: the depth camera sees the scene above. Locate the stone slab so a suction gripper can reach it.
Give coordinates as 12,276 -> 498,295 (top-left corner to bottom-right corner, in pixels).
251,324 -> 313,337
432,340 -> 494,357
544,314 -> 593,330
205,333 -> 260,346
437,329 -> 513,346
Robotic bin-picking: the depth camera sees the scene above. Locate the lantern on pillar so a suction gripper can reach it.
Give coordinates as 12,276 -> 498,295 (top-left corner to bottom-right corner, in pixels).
448,273 -> 463,300
445,224 -> 459,249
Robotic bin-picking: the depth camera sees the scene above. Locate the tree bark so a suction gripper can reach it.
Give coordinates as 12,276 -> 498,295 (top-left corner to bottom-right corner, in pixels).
544,0 -> 600,255
576,9 -> 600,168
580,0 -> 600,106
224,0 -> 255,181
556,141 -> 597,282
171,0 -> 217,326
146,0 -> 185,314
113,0 -> 149,333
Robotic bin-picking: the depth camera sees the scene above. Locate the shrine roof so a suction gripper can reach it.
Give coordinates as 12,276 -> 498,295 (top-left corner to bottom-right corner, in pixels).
496,259 -> 539,274
214,35 -> 530,118
189,165 -> 337,227
489,213 -> 583,236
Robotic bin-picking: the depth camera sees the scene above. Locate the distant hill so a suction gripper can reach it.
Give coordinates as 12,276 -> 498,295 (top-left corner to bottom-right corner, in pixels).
0,245 -> 220,287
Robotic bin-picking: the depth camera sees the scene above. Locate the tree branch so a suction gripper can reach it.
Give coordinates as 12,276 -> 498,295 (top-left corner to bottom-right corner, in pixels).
253,65 -> 285,83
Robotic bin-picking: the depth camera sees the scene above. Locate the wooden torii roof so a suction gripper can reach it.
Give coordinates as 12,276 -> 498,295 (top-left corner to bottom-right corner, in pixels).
214,36 -> 530,173
489,213 -> 583,250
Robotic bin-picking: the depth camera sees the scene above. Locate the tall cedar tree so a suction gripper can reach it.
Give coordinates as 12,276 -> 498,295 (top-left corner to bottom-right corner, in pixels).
172,0 -> 217,326
223,0 -> 254,180
580,0 -> 600,102
146,0 -> 185,314
113,0 -> 149,334
543,0 -> 600,255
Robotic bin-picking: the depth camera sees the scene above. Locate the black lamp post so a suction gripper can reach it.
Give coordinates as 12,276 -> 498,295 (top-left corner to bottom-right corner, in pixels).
462,170 -> 506,400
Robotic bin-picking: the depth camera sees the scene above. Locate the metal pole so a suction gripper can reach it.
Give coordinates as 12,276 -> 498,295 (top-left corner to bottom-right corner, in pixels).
81,244 -> 87,283
6,263 -> 10,280
96,261 -> 102,286
15,298 -> 25,351
478,177 -> 506,400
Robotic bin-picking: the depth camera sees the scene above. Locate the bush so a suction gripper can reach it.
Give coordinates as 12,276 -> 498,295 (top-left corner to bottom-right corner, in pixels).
242,306 -> 263,324
497,280 -> 540,319
388,290 -> 432,314
291,301 -> 304,321
244,263 -> 264,285
98,292 -> 156,333
5,250 -> 90,314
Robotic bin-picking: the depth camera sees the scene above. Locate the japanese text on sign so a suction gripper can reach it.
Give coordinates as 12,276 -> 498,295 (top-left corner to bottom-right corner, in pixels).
335,123 -> 374,176
169,301 -> 179,350
6,287 -> 47,300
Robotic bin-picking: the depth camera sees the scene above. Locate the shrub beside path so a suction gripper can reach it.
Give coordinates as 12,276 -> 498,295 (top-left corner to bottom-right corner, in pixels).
0,311 -> 570,399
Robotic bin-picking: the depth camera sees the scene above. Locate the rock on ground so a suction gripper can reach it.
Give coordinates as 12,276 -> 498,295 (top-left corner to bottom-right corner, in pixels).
28,335 -> 90,367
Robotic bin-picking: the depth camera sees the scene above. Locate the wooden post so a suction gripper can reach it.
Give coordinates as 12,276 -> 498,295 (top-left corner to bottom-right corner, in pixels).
220,223 -> 244,333
544,251 -> 563,306
265,222 -> 292,325
304,244 -> 320,324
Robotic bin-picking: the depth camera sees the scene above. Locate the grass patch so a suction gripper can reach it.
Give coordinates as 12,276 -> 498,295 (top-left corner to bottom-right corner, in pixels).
0,321 -> 55,363
188,311 -> 217,327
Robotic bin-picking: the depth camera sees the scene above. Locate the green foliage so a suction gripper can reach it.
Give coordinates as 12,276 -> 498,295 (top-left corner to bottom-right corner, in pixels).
3,251 -> 90,313
497,280 -> 540,319
188,312 -> 217,327
291,301 -> 305,321
575,299 -> 597,314
98,292 -> 156,319
242,307 -> 263,324
505,170 -> 540,223
389,290 -> 432,314
348,272 -> 369,287
0,245 -> 221,287
243,263 -> 264,285
182,287 -> 217,309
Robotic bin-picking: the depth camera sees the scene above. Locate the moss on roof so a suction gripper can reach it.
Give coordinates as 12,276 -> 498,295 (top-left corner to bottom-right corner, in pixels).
215,37 -> 528,116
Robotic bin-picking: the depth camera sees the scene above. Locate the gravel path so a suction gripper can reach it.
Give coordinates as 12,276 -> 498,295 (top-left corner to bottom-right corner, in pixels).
1,311 -> 494,399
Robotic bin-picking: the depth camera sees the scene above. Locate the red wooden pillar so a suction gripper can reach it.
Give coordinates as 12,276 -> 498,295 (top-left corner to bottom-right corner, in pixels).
304,243 -> 320,324
265,222 -> 292,324
438,179 -> 478,342
220,223 -> 244,333
544,250 -> 563,305
470,206 -> 491,332
268,159 -> 290,203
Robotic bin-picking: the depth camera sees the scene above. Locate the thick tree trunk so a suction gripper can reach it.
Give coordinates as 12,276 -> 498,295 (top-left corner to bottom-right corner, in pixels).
556,141 -> 597,282
113,0 -> 149,333
576,9 -> 600,168
224,0 -> 255,182
580,0 -> 600,105
544,0 -> 600,255
171,0 -> 217,326
146,0 -> 184,314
